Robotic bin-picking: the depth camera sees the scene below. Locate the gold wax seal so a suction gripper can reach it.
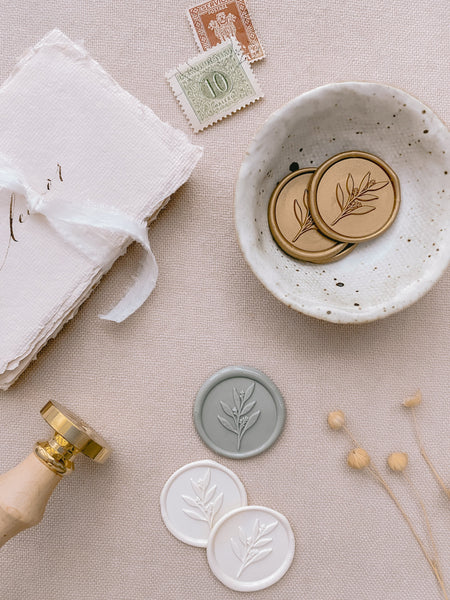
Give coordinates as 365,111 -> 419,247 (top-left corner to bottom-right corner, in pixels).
308,151 -> 400,243
268,168 -> 347,262
311,243 -> 356,264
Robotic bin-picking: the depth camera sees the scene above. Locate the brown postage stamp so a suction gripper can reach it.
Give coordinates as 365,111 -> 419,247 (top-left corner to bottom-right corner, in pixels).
187,0 -> 265,63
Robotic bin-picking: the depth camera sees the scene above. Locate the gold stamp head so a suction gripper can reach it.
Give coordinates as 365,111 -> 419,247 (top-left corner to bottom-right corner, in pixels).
35,400 -> 111,475
268,169 -> 347,263
308,151 -> 401,243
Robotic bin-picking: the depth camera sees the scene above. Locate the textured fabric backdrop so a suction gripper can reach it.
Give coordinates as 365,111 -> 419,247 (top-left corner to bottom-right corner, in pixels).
0,1 -> 449,599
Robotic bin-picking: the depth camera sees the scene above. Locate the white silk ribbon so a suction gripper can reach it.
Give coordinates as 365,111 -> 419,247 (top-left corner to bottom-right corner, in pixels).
0,160 -> 158,323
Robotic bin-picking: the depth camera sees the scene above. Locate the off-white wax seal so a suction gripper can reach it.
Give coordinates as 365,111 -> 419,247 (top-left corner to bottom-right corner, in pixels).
160,460 -> 247,547
207,505 -> 295,591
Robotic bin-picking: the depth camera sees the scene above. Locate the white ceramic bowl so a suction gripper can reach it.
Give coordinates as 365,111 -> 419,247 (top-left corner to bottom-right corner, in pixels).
235,82 -> 450,323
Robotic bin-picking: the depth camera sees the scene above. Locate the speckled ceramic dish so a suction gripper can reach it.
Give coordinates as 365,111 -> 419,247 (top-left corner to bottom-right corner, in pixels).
235,82 -> 450,323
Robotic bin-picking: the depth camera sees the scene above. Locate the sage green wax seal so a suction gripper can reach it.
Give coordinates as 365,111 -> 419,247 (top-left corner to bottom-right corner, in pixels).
194,367 -> 286,459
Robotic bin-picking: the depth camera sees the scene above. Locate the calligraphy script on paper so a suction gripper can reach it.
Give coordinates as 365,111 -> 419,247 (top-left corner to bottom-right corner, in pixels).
0,163 -> 63,272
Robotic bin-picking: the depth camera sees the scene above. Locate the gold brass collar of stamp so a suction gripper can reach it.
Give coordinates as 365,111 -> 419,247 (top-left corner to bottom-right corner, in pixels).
268,168 -> 348,263
35,401 -> 111,475
308,151 -> 401,244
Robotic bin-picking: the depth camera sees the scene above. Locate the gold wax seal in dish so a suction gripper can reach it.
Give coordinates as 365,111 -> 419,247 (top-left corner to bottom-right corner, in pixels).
308,151 -> 400,244
268,168 -> 348,263
312,243 -> 356,264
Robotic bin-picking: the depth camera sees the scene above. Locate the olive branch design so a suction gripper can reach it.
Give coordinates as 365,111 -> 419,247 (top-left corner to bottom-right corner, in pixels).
231,518 -> 278,578
292,188 -> 316,241
218,383 -> 260,450
181,469 -> 223,527
331,171 -> 389,226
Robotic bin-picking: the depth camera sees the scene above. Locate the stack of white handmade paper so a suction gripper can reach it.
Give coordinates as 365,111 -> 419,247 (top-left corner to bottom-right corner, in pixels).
0,30 -> 202,390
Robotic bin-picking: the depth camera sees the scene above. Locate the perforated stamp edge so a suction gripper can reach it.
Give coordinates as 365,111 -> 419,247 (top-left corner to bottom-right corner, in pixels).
166,38 -> 263,133
186,0 -> 265,63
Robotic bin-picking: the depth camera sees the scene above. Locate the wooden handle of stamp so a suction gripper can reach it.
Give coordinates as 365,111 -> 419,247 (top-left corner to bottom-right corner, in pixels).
0,453 -> 60,548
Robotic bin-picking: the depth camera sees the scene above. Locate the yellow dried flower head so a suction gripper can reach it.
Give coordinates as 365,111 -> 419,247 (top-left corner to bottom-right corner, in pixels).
387,452 -> 408,472
327,410 -> 345,430
347,448 -> 370,470
403,390 -> 422,408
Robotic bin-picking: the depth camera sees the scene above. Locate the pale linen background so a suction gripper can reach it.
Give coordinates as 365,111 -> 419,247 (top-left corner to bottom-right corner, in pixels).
0,1 -> 449,599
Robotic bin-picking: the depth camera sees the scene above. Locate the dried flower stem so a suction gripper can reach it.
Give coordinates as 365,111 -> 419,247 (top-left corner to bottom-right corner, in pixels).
368,463 -> 447,599
404,473 -> 444,583
330,411 -> 447,599
343,425 -> 359,447
411,407 -> 448,495
342,428 -> 428,559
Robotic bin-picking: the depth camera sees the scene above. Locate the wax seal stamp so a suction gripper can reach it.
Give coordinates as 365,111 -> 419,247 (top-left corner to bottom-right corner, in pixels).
160,460 -> 247,547
207,505 -> 295,591
308,151 -> 401,243
0,400 -> 111,548
194,366 -> 285,459
37,401 -> 111,469
268,169 -> 348,262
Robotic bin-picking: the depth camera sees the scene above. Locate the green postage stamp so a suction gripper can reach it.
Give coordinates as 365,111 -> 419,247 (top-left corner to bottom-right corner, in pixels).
166,38 -> 263,132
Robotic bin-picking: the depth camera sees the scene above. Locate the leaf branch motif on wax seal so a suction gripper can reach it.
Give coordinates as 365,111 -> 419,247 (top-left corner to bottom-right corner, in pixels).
217,382 -> 260,450
292,188 -> 317,241
181,469 -> 223,527
331,171 -> 389,226
231,518 -> 278,578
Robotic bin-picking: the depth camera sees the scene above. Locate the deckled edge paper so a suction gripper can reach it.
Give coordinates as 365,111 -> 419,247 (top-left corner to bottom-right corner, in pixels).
0,30 -> 203,389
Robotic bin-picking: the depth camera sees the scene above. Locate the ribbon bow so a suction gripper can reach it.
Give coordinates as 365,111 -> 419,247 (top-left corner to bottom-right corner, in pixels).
0,158 -> 158,323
